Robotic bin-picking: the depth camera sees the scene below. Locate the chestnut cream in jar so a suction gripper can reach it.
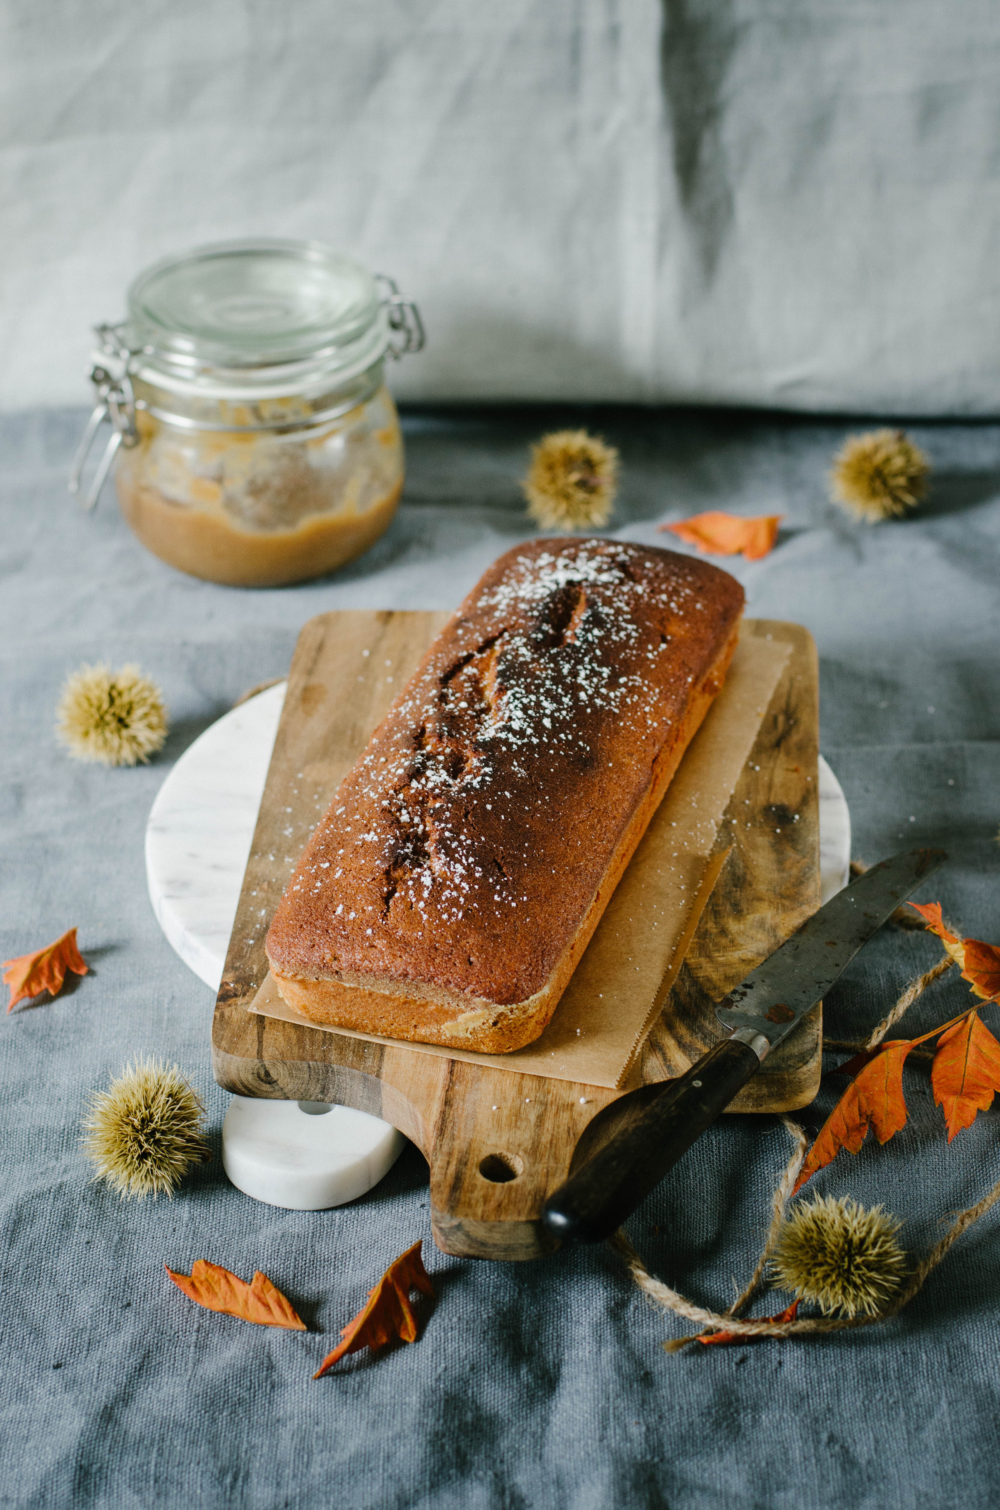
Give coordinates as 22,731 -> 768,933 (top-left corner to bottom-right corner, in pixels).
72,239 -> 423,587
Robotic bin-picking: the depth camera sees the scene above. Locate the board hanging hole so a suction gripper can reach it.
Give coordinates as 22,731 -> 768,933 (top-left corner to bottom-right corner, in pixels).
478,1152 -> 523,1183
297,1101 -> 334,1116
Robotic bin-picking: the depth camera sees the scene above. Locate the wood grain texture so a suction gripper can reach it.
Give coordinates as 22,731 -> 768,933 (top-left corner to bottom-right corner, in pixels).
213,611 -> 819,1261
641,620 -> 821,1110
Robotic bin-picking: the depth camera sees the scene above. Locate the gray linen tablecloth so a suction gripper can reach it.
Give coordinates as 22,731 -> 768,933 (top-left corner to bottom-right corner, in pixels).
1,405 -> 998,1509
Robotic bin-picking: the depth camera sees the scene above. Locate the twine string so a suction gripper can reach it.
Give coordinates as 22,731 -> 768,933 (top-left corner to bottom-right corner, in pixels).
616,1169 -> 1000,1348
861,956 -> 954,1051
821,955 -> 954,1057
725,1115 -> 807,1318
899,1176 -> 1000,1304
617,865 -> 990,1346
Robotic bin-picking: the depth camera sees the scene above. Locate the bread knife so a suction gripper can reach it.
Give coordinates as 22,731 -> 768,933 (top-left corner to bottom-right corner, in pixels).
541,846 -> 945,1246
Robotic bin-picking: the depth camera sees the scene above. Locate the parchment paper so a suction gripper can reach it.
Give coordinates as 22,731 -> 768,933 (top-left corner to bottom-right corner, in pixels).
249,632 -> 791,1088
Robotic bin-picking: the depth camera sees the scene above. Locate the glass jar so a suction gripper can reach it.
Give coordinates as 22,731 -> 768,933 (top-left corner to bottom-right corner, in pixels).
71,239 -> 423,587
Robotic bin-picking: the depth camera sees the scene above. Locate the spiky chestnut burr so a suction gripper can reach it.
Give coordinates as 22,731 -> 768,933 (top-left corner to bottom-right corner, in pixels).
830,429 -> 929,522
56,663 -> 168,766
772,1194 -> 907,1319
522,430 -> 619,531
83,1059 -> 209,1199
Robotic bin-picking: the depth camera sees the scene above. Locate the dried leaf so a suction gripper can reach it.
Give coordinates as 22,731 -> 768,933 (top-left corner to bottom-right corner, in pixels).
698,1300 -> 800,1347
659,511 -> 782,561
961,939 -> 1000,1003
906,900 -> 954,938
314,1240 -> 433,1377
908,902 -> 1000,1000
907,901 -> 965,966
2,927 -> 89,1012
165,1260 -> 306,1330
804,909 -> 1000,1173
794,1041 -> 913,1192
931,1011 -> 1000,1141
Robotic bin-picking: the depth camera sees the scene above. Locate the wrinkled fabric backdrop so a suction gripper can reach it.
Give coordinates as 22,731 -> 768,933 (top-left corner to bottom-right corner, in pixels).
3,0 -> 1000,413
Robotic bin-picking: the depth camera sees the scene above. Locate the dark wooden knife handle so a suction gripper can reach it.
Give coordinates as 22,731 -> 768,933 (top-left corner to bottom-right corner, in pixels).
541,1037 -> 761,1245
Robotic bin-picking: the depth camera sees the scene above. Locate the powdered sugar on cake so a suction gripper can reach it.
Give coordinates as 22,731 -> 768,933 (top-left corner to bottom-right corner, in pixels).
268,537 -> 742,1000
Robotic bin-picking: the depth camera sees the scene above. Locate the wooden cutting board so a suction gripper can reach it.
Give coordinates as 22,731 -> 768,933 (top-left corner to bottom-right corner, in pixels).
213,611 -> 820,1261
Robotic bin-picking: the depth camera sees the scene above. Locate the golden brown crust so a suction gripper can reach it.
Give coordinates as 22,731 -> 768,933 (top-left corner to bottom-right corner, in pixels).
266,537 -> 744,1051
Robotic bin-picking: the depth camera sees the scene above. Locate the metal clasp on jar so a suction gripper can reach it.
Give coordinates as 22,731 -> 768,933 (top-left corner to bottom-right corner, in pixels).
69,324 -> 142,511
376,275 -> 425,359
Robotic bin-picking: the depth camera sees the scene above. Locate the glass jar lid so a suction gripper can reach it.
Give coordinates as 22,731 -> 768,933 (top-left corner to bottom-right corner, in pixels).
121,239 -> 399,396
70,238 -> 423,510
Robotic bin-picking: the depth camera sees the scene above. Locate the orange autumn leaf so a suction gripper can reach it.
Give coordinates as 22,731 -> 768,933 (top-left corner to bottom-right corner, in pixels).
931,1011 -> 1000,1141
961,939 -> 1000,1003
314,1240 -> 433,1377
906,899 -> 957,941
907,901 -> 964,966
908,902 -> 1000,1000
659,511 -> 782,561
165,1260 -> 306,1330
794,1041 -> 913,1192
699,1300 -> 800,1347
805,908 -> 1000,1163
2,927 -> 89,1012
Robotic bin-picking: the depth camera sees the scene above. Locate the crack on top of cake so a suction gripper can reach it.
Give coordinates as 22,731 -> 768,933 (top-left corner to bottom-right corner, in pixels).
438,628 -> 507,690
380,787 -> 457,915
526,579 -> 589,650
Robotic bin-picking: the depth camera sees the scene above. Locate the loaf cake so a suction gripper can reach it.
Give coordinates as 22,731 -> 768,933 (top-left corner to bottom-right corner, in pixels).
265,537 -> 744,1052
